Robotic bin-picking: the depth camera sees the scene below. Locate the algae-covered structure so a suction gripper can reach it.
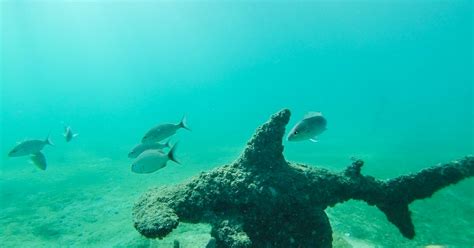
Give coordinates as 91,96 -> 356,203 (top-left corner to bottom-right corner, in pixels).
133,109 -> 474,247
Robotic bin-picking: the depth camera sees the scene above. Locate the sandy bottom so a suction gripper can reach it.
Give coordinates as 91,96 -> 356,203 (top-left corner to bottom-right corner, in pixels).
1,151 -> 473,247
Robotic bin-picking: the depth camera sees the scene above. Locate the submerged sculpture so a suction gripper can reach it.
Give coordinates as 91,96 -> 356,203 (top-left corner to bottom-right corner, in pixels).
133,109 -> 473,247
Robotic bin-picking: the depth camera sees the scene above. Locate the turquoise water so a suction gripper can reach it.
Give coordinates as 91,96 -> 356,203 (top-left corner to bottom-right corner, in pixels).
1,1 -> 472,247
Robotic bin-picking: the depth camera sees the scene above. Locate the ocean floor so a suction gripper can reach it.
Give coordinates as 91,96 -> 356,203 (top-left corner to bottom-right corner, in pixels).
1,148 -> 473,247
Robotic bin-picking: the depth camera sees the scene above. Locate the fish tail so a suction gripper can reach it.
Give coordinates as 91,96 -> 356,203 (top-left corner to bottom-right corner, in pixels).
168,143 -> 180,164
180,115 -> 191,131
62,123 -> 69,136
30,152 -> 47,170
45,134 -> 54,146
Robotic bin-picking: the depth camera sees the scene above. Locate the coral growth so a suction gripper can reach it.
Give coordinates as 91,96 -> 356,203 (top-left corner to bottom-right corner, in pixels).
133,109 -> 474,247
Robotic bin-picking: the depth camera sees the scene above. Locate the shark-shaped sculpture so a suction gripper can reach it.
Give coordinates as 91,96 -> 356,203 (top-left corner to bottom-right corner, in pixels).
133,109 -> 473,247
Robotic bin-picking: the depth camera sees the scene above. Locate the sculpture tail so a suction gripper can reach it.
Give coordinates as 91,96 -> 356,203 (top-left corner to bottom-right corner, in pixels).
373,156 -> 474,239
376,202 -> 415,239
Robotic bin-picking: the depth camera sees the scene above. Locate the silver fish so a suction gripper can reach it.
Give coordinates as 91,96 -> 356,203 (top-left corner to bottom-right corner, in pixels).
30,152 -> 47,170
64,126 -> 78,142
128,140 -> 171,158
8,136 -> 54,157
131,144 -> 179,174
287,112 -> 327,142
142,116 -> 190,144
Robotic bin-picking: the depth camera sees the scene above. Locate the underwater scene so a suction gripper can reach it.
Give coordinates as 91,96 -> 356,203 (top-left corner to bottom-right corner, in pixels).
1,1 -> 473,247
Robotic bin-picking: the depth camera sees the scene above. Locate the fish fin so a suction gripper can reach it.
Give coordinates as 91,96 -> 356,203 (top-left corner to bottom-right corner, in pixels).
45,134 -> 54,146
304,112 -> 322,119
73,133 -> 79,138
310,138 -> 319,143
165,139 -> 171,148
167,143 -> 180,164
179,115 -> 191,131
30,152 -> 47,170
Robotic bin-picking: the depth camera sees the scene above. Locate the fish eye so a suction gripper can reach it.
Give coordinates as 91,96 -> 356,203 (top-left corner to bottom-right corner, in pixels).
294,131 -> 298,134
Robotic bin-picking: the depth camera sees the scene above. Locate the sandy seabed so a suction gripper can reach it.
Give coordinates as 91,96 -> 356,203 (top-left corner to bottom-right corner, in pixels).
1,151 -> 473,248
